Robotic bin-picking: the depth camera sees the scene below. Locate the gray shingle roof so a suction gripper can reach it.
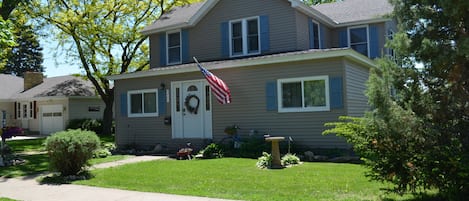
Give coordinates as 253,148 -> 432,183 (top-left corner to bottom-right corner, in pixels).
312,0 -> 393,24
0,74 -> 24,99
141,0 -> 393,34
141,1 -> 206,34
13,75 -> 96,99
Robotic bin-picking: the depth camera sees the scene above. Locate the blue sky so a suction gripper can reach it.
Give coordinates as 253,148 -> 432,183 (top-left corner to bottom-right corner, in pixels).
40,37 -> 83,77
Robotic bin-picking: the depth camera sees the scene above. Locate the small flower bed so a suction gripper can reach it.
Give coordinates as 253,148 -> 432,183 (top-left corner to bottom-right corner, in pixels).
1,127 -> 23,139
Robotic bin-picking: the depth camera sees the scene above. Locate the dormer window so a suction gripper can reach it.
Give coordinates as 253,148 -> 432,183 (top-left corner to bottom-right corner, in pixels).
230,16 -> 260,57
348,26 -> 369,57
167,31 -> 181,65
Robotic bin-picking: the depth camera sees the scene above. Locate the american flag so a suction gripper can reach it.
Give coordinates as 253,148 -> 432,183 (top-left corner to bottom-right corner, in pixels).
194,58 -> 232,104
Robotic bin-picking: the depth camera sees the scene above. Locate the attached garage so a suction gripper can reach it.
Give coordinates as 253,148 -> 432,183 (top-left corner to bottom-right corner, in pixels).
41,105 -> 64,135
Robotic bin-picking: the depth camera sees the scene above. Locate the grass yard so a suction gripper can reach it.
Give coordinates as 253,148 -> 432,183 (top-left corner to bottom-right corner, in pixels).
6,138 -> 46,153
0,134 -> 126,178
75,158 -> 422,201
0,198 -> 17,201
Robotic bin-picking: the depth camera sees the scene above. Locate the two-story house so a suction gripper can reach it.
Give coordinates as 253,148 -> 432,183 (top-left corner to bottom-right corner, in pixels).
108,0 -> 394,151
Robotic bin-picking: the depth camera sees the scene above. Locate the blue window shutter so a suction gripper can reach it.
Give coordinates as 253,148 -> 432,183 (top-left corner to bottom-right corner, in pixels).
329,76 -> 343,109
120,93 -> 127,117
158,89 -> 166,115
220,22 -> 229,58
260,15 -> 270,53
266,81 -> 277,111
159,34 -> 167,66
320,25 -> 325,49
308,18 -> 314,49
181,29 -> 190,63
339,29 -> 348,48
369,25 -> 379,59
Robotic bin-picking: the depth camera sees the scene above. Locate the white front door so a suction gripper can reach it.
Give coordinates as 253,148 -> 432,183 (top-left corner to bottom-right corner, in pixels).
21,102 -> 29,129
41,105 -> 64,135
172,80 -> 212,139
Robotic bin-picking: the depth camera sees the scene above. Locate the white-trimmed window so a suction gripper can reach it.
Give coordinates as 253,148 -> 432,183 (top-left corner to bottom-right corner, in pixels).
128,89 -> 158,117
311,20 -> 320,49
386,29 -> 395,59
17,102 -> 33,119
229,16 -> 260,57
167,31 -> 181,65
277,76 -> 330,112
348,26 -> 369,57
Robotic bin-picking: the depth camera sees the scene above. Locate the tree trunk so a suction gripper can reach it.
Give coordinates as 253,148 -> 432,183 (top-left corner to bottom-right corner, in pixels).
101,94 -> 114,136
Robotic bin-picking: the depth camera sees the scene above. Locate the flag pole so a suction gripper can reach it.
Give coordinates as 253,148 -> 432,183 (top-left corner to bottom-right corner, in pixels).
193,57 -> 200,65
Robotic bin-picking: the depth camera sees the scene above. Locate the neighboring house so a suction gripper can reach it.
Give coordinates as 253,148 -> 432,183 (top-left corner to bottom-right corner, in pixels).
0,72 -> 105,135
108,0 -> 395,150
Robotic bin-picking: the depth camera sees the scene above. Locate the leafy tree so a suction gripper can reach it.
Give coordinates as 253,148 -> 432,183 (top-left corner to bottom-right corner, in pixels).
0,0 -> 24,20
388,0 -> 469,198
325,0 -> 469,198
301,0 -> 340,6
29,0 -> 197,135
2,13 -> 44,77
0,19 -> 15,70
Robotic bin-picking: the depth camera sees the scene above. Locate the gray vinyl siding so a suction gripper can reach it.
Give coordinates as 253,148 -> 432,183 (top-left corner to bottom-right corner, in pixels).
115,58 -> 351,149
68,98 -> 106,120
321,25 -> 332,48
149,0 -> 301,67
330,28 -> 342,48
295,11 -> 309,50
114,73 -> 206,149
149,35 -> 159,69
345,61 -> 370,117
193,0 -> 298,60
374,22 -> 387,58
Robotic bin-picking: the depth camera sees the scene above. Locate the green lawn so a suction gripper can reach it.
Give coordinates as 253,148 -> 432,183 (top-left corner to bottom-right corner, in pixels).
6,138 -> 46,153
75,158 -> 423,201
0,134 -> 123,178
0,197 -> 18,201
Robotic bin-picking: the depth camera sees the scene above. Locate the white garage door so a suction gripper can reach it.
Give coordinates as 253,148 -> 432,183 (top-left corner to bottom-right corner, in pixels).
41,105 -> 64,135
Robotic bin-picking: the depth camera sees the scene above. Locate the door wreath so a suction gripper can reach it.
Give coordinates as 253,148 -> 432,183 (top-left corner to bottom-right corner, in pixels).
184,94 -> 200,114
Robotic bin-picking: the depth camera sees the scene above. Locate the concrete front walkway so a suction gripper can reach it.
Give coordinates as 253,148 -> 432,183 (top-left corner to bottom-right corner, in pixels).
0,156 -> 240,201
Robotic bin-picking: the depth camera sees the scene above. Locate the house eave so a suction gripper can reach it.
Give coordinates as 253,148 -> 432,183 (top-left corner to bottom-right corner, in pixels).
107,49 -> 376,81
141,0 -> 392,34
336,18 -> 392,27
288,0 -> 338,26
140,22 -> 189,35
140,0 -> 220,35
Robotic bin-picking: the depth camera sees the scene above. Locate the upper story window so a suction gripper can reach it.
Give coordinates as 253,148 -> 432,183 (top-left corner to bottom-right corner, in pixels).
348,26 -> 369,57
230,16 -> 260,57
128,89 -> 158,117
167,31 -> 181,65
311,21 -> 320,49
277,76 -> 330,113
386,29 -> 395,59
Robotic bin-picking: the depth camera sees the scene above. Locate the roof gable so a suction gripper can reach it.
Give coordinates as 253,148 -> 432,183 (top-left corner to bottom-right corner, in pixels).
141,0 -> 217,35
141,0 -> 393,35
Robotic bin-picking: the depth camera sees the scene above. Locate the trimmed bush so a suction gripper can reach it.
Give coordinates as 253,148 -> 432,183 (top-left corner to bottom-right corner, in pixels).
45,129 -> 100,176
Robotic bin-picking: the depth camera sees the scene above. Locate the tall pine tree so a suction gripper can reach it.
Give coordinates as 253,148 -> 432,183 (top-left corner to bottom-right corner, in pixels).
3,19 -> 44,77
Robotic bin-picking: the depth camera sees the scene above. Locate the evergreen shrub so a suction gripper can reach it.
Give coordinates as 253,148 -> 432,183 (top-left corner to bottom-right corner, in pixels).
45,129 -> 100,176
